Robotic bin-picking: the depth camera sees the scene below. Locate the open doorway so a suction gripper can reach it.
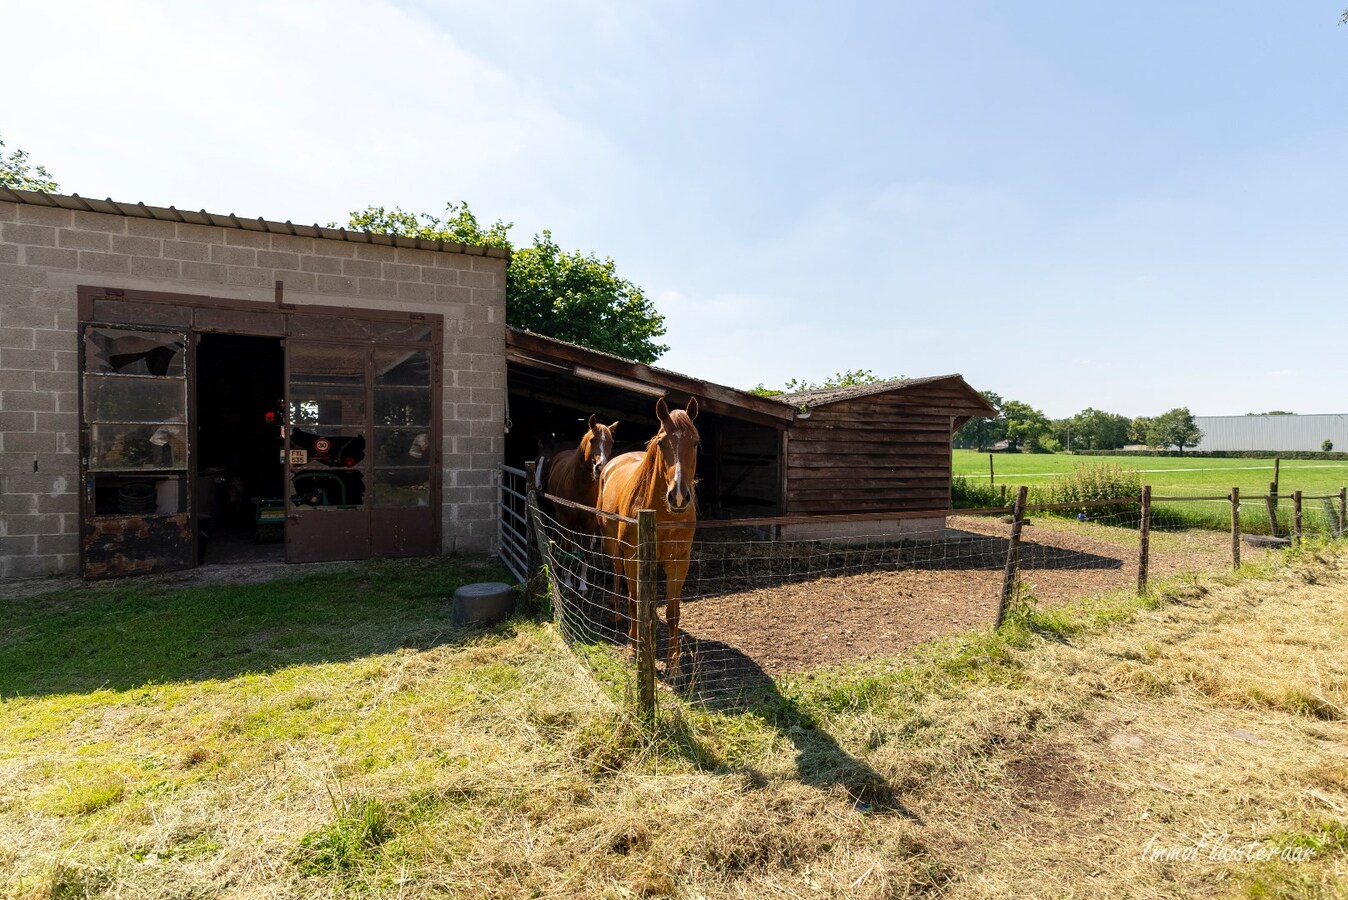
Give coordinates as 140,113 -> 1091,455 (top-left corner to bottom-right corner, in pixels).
195,334 -> 286,564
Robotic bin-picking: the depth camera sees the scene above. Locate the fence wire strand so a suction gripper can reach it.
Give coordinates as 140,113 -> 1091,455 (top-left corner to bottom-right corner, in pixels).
518,480 -> 1347,711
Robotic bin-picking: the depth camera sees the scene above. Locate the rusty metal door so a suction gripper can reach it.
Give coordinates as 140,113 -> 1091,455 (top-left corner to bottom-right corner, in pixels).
283,337 -> 438,562
369,345 -> 437,558
284,340 -> 372,563
79,325 -> 195,578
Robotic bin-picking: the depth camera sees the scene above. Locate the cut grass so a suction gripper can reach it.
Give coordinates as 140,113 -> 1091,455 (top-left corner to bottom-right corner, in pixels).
1,546 -> 1346,897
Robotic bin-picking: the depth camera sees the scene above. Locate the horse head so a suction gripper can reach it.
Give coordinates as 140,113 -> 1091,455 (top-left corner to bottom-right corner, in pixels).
580,413 -> 618,481
653,397 -> 700,513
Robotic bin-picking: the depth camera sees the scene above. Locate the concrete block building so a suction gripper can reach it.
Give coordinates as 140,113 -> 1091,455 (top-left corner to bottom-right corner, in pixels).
0,188 -> 507,578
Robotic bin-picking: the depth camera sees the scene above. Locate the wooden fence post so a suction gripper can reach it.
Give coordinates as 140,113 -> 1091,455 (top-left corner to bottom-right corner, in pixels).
1137,485 -> 1152,595
1266,482 -> 1279,537
989,453 -> 995,486
997,486 -> 1029,628
1340,488 -> 1347,539
635,509 -> 657,722
1293,490 -> 1303,547
1230,487 -> 1241,570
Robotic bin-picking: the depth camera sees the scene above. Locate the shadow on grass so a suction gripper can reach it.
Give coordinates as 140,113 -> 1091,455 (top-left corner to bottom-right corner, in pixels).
0,557 -> 515,697
661,627 -> 918,819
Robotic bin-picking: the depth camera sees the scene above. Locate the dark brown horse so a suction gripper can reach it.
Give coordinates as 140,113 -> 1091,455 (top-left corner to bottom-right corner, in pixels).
598,397 -> 699,674
537,415 -> 617,593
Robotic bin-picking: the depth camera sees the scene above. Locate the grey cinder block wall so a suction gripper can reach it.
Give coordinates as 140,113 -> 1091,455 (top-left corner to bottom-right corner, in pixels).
0,197 -> 506,578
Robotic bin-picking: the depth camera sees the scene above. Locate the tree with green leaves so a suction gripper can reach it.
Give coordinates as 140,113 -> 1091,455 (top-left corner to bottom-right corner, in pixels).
337,202 -> 668,363
1127,416 -> 1153,445
508,231 -> 667,363
953,390 -> 1006,451
1001,400 -> 1052,452
0,134 -> 59,192
1147,407 -> 1204,454
1066,407 -> 1131,451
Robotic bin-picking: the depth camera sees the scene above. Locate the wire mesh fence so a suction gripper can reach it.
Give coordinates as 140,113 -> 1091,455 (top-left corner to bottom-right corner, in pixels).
516,478 -> 1348,718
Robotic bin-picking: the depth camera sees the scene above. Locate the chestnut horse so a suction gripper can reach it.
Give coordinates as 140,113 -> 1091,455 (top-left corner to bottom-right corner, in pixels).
598,397 -> 699,674
537,415 -> 617,594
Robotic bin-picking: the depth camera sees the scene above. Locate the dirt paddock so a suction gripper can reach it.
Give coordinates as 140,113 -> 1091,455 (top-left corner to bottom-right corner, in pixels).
665,516 -> 1273,686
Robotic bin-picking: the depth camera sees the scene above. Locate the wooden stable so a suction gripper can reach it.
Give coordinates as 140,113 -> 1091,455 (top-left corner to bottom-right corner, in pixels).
507,329 -> 996,528
780,377 -> 997,515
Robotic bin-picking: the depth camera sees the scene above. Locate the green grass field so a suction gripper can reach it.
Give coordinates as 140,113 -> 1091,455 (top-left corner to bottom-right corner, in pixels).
954,450 -> 1348,499
2,546 -> 1346,897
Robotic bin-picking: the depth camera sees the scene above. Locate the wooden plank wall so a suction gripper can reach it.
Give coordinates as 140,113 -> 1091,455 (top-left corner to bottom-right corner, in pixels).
786,383 -> 989,514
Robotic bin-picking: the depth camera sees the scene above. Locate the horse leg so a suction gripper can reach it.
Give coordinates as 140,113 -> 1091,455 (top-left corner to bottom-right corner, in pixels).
578,530 -> 594,596
623,556 -> 642,658
662,554 -> 692,679
605,539 -> 627,641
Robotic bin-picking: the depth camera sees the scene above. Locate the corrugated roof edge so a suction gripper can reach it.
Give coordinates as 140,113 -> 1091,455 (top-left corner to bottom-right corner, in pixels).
0,187 -> 511,259
778,374 -> 968,407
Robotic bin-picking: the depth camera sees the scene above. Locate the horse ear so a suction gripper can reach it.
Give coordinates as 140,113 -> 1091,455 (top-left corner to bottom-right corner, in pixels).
655,397 -> 670,422
608,421 -> 619,432
587,413 -> 597,430
686,397 -> 699,420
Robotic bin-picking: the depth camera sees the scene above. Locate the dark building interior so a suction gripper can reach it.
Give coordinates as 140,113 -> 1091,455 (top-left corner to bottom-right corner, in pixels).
194,334 -> 286,562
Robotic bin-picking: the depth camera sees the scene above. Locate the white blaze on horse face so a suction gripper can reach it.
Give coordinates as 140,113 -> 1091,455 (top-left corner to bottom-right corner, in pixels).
663,429 -> 692,513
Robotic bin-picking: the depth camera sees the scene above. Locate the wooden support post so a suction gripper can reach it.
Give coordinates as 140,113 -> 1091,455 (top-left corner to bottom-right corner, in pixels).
997,486 -> 1030,628
635,509 -> 657,722
1266,482 -> 1279,538
1274,458 -> 1281,495
1137,485 -> 1152,595
1230,487 -> 1241,570
1293,490 -> 1303,547
989,452 -> 995,486
1340,488 -> 1347,539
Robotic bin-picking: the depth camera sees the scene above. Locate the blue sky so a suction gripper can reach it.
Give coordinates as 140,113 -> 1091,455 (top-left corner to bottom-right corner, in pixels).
8,2 -> 1347,417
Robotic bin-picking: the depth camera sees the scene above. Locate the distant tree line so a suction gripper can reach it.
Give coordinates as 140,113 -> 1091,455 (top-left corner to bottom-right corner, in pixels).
954,394 -> 1204,454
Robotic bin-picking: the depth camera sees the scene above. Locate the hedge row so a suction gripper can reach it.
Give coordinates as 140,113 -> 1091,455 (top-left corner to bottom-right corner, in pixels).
1068,449 -> 1348,461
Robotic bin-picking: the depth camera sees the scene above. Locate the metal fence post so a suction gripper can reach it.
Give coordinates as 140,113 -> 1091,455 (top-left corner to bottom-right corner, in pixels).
997,486 -> 1029,628
636,509 -> 657,721
524,461 -> 542,585
1293,490 -> 1303,547
1230,487 -> 1241,570
1137,485 -> 1152,595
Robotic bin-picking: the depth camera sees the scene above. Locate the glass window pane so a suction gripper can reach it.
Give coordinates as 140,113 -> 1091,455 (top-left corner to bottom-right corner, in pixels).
371,322 -> 433,342
289,387 -> 366,428
374,350 -> 431,386
85,375 -> 187,424
290,342 -> 366,386
84,328 -> 186,376
290,469 -> 365,508
90,424 -> 186,470
91,474 -> 185,516
290,428 -> 366,466
374,466 -> 431,507
374,428 -> 432,466
374,387 -> 431,427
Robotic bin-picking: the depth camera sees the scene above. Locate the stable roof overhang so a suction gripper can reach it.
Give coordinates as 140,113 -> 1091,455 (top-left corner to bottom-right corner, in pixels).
0,187 -> 510,258
506,328 -> 795,429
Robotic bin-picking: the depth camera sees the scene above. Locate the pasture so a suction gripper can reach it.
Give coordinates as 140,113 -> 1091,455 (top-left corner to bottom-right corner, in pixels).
954,450 -> 1348,498
2,546 -> 1346,898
